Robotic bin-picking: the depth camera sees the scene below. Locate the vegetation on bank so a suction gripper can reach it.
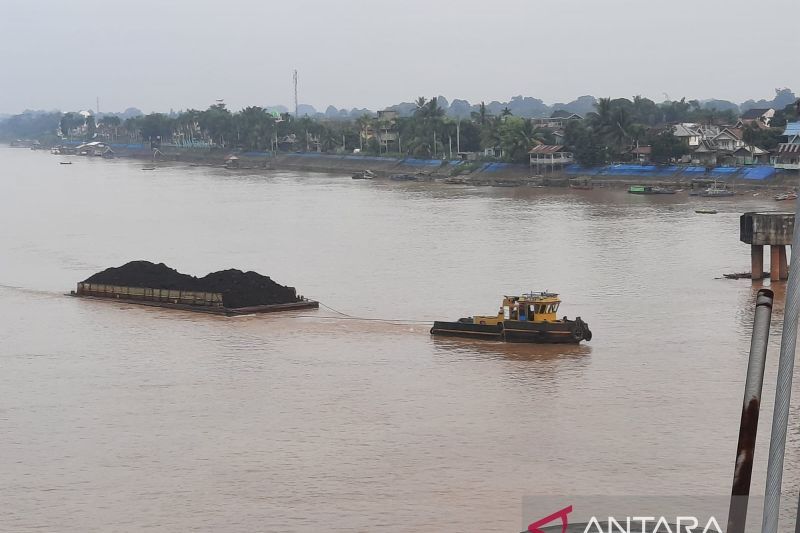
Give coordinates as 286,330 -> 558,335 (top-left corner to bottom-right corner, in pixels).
2,94 -> 798,167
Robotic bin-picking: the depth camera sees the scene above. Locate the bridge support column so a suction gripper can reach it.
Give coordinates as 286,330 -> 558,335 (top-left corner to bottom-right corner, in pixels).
752,245 -> 764,280
779,245 -> 789,280
771,245 -> 782,281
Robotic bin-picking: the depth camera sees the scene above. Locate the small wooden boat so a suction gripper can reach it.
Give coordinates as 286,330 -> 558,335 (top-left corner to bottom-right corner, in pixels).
141,167 -> 156,171
59,161 -> 72,165
430,292 -> 592,344
352,170 -> 375,180
628,185 -> 676,195
774,192 -> 798,201
699,187 -> 734,197
695,209 -> 718,214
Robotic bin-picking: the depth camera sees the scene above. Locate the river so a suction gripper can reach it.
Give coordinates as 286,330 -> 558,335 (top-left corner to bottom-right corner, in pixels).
1,146 -> 799,532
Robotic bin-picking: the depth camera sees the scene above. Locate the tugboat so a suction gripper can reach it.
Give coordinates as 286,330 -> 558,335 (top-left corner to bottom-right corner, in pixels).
430,292 -> 592,344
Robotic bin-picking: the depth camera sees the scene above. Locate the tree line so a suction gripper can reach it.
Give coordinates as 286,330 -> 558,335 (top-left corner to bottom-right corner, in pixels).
2,95 -> 798,166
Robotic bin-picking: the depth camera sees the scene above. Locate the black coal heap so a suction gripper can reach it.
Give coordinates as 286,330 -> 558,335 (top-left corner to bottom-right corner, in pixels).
83,261 -> 298,308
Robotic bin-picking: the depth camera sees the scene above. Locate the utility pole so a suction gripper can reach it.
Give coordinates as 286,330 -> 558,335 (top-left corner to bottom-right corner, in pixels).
96,96 -> 100,115
449,136 -> 452,159
293,70 -> 299,117
456,120 -> 460,154
433,131 -> 437,157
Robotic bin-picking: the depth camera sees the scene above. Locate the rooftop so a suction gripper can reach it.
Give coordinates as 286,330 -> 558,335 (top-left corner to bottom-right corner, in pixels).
529,144 -> 567,154
783,122 -> 800,137
740,108 -> 772,120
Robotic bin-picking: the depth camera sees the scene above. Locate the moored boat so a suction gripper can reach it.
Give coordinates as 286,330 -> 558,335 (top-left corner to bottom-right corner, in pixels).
352,169 -> 375,180
430,292 -> 592,344
693,180 -> 734,197
628,185 -> 676,195
774,192 -> 798,201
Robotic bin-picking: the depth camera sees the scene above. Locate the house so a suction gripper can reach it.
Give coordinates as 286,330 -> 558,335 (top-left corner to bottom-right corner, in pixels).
375,109 -> 399,152
531,112 -> 582,130
696,125 -> 720,140
737,108 -> 775,128
774,144 -> 800,170
377,110 -> 398,121
277,133 -> 298,151
552,129 -> 566,146
75,141 -> 110,157
673,124 -> 701,147
773,122 -> 800,170
457,151 -> 478,161
529,144 -> 573,171
732,146 -> 769,165
711,128 -> 745,152
692,140 -> 720,165
629,145 -> 652,163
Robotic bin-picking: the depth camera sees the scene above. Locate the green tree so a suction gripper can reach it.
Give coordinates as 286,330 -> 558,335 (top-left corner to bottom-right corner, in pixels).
198,104 -> 234,147
498,117 -> 534,163
564,120 -> 607,167
59,112 -> 85,138
649,131 -> 689,163
139,113 -> 175,142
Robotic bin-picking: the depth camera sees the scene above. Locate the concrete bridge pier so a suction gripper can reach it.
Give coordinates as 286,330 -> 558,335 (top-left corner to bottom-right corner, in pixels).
752,245 -> 764,279
741,212 -> 794,281
769,245 -> 789,281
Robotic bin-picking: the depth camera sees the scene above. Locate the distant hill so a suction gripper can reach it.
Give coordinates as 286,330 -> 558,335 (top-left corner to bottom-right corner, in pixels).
293,89 -> 798,120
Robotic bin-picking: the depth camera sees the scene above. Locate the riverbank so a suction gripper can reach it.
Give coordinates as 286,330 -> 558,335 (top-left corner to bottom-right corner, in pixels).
37,141 -> 800,189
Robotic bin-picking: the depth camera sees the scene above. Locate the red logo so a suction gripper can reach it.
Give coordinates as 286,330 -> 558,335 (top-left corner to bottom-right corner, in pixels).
528,505 -> 573,533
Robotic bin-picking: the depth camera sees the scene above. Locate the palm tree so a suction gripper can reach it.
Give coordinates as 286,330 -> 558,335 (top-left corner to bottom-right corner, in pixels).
471,101 -> 488,126
606,107 -> 632,155
591,97 -> 613,131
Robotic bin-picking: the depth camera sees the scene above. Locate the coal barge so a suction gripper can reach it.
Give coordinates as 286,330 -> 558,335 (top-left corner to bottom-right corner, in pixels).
71,261 -> 318,316
430,292 -> 592,344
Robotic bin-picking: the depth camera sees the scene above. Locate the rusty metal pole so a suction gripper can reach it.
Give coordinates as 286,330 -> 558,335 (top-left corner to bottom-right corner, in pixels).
727,289 -> 773,533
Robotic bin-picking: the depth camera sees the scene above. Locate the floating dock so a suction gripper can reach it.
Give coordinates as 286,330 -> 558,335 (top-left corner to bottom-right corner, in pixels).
71,282 -> 318,316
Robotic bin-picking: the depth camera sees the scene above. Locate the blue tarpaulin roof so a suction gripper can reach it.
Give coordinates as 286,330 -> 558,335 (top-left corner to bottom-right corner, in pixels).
784,122 -> 800,137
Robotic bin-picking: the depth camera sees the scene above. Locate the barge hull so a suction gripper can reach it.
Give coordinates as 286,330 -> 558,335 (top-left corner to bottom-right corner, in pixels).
430,319 -> 591,344
72,283 -> 318,316
429,321 -> 503,339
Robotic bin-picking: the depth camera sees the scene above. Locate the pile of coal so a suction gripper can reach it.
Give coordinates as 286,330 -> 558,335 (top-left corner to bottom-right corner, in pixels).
84,261 -> 197,290
197,269 -> 297,308
83,261 -> 299,308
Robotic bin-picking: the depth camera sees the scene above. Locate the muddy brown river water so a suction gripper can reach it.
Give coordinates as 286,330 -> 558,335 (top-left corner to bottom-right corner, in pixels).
2,147 -> 800,532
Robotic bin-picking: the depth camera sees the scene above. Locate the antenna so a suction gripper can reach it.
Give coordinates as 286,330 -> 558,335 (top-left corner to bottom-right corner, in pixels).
293,69 -> 298,117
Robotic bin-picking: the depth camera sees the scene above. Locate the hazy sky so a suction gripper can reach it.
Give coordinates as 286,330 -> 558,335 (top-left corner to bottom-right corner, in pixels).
2,0 -> 798,114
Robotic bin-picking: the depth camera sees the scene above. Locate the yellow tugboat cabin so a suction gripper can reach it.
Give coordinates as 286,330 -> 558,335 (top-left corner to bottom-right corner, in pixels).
473,292 -> 562,326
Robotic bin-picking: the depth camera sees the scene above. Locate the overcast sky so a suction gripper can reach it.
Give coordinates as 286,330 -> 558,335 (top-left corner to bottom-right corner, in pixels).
1,0 -> 798,114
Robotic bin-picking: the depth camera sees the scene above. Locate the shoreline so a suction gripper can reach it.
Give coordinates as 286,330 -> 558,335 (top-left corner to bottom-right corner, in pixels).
27,142 -> 800,190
